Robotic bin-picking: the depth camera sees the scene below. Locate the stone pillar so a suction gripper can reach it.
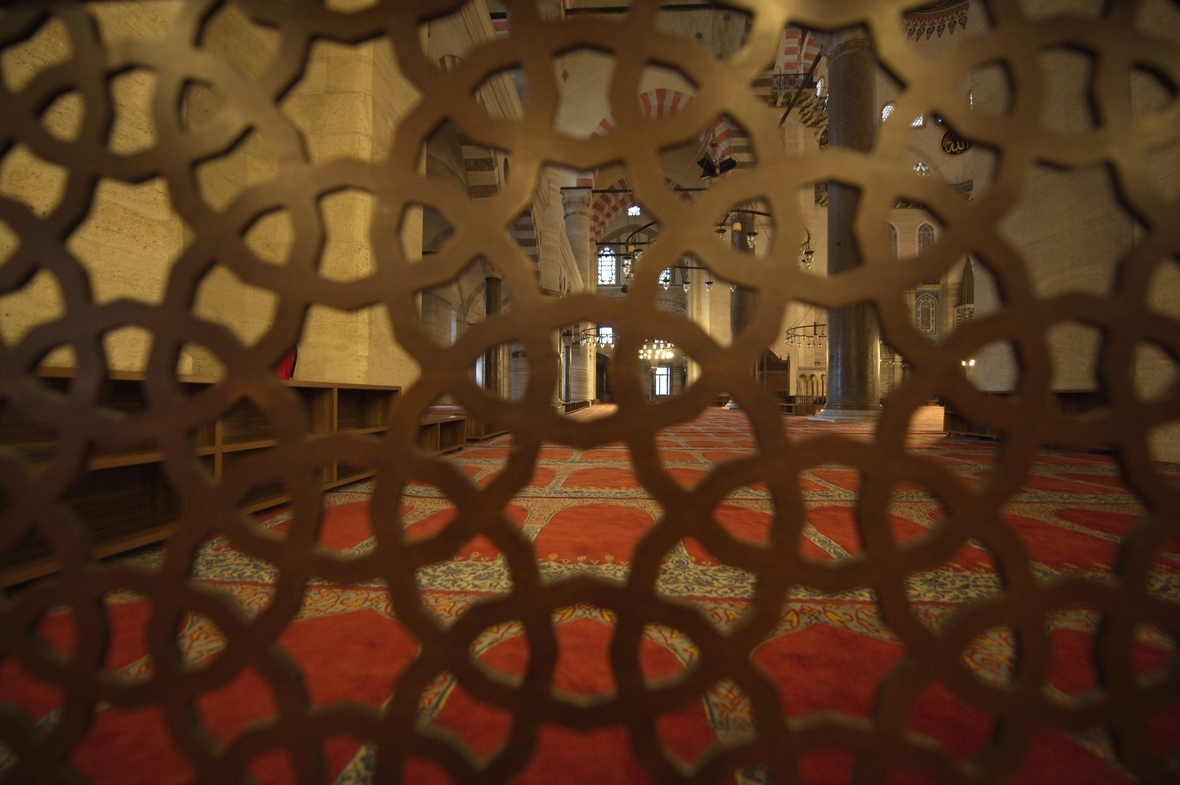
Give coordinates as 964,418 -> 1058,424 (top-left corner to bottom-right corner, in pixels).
817,27 -> 881,422
564,187 -> 596,402
569,344 -> 592,401
484,269 -> 503,397
510,342 -> 528,401
563,188 -> 595,293
730,211 -> 758,342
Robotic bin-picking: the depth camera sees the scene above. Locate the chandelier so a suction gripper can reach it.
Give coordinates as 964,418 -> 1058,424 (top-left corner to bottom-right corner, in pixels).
785,322 -> 826,346
639,339 -> 675,361
800,230 -> 815,270
575,327 -> 615,348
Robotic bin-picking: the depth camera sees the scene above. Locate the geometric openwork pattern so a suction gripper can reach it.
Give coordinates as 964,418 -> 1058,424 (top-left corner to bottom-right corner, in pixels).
1,1 -> 1178,783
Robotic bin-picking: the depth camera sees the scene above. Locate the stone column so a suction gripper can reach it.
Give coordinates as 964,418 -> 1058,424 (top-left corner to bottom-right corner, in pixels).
563,188 -> 595,293
484,269 -> 503,397
564,187 -> 596,402
817,27 -> 881,422
510,343 -> 528,401
730,211 -> 758,342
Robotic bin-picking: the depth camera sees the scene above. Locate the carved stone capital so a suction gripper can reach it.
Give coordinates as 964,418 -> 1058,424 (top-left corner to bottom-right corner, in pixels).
823,26 -> 873,62
562,188 -> 593,218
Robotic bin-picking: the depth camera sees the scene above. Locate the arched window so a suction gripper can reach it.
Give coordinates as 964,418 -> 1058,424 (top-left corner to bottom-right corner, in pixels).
809,374 -> 818,397
915,293 -> 938,334
881,102 -> 895,122
888,224 -> 898,258
918,223 -> 936,255
658,268 -> 672,287
597,248 -> 617,286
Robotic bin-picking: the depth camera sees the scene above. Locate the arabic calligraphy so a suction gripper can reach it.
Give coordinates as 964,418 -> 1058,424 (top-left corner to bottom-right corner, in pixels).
941,128 -> 972,155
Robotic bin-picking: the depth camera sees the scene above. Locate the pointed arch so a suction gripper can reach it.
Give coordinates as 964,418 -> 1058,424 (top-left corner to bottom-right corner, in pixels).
918,222 -> 936,255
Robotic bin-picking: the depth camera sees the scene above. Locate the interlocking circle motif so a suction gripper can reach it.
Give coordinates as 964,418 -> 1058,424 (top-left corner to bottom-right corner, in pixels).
1,1 -> 1179,783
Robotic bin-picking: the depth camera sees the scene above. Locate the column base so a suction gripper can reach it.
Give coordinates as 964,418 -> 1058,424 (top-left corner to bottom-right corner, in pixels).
813,405 -> 881,423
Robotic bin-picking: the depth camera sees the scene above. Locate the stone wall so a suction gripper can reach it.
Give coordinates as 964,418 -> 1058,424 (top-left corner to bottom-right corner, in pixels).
0,2 -> 426,388
971,0 -> 1180,459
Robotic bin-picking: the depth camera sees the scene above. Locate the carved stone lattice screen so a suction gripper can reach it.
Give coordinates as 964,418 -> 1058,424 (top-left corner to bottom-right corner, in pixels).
1,1 -> 1179,784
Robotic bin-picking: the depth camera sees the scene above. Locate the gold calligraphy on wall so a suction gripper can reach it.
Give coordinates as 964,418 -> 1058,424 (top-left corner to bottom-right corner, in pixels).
941,127 -> 972,155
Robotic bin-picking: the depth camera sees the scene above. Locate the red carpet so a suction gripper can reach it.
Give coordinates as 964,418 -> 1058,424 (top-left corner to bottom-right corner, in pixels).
2,406 -> 1178,784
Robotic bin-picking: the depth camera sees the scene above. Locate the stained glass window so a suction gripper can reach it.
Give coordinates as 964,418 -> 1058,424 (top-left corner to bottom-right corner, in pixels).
916,293 -> 938,334
598,249 -> 617,285
918,223 -> 935,254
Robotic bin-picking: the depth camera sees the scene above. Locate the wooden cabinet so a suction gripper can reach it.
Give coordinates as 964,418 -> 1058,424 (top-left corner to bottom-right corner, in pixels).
0,371 -> 435,587
417,415 -> 467,455
466,417 -> 507,441
422,405 -> 505,442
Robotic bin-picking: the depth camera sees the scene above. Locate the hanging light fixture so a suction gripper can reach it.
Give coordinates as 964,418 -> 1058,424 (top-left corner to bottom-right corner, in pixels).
682,278 -> 690,293
639,338 -> 676,361
745,229 -> 758,248
714,225 -> 726,239
800,230 -> 815,271
705,279 -> 713,292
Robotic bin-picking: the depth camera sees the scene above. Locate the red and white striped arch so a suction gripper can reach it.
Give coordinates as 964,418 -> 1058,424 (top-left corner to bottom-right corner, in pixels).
589,176 -> 695,243
590,177 -> 632,244
777,25 -> 821,77
639,87 -> 694,120
700,116 -> 735,173
588,89 -> 703,241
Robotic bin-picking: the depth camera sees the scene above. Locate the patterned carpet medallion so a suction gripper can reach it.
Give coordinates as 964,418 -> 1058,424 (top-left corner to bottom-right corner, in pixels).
3,406 -> 1178,784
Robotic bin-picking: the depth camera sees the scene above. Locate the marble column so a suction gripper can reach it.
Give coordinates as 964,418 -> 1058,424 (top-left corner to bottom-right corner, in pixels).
817,27 -> 881,422
484,269 -> 503,397
564,188 -> 596,401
